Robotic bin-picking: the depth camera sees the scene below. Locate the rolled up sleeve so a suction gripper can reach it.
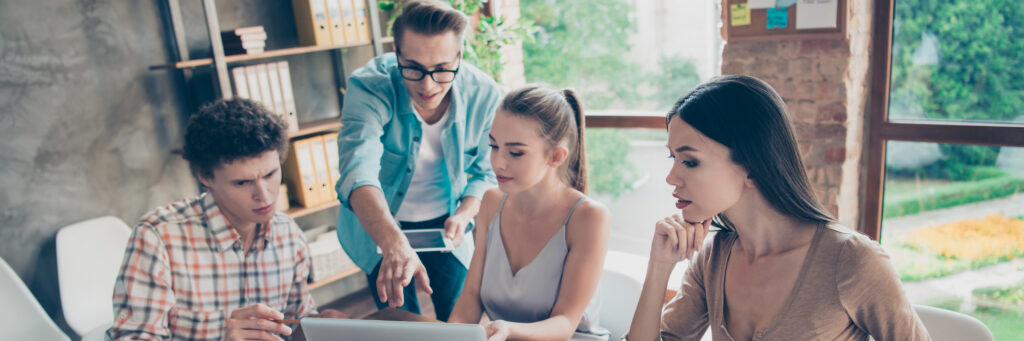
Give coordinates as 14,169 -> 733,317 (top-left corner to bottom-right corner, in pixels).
336,76 -> 392,209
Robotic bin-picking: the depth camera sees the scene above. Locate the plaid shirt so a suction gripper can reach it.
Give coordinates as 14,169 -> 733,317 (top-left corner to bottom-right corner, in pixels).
107,193 -> 317,340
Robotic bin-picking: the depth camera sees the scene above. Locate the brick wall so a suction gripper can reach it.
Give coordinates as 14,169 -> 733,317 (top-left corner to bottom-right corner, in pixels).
720,1 -> 874,231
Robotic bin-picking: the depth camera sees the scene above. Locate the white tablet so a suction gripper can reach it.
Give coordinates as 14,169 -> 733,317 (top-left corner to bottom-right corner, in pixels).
376,228 -> 454,253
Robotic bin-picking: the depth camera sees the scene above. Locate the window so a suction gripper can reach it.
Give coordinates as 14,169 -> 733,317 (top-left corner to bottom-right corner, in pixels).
869,1 -> 1024,337
520,0 -> 722,256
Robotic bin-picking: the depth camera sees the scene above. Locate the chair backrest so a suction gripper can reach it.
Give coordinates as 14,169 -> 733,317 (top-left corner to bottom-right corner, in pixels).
598,267 -> 644,341
56,216 -> 132,336
0,256 -> 71,341
913,304 -> 994,341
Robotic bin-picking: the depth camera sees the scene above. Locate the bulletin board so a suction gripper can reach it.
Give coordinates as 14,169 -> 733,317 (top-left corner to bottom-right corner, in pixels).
721,0 -> 846,42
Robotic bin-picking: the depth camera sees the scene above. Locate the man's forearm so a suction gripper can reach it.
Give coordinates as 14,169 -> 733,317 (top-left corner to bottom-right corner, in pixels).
349,186 -> 406,249
454,196 -> 481,220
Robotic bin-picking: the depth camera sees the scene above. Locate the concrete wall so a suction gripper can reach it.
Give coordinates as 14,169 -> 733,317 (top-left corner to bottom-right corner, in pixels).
0,0 -> 195,332
0,0 -> 372,333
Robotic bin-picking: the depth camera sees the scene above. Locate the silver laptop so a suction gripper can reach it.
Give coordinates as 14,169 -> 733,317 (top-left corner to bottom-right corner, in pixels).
300,318 -> 486,341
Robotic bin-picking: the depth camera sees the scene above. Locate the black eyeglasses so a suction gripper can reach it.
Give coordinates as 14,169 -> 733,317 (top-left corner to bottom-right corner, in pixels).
396,54 -> 461,83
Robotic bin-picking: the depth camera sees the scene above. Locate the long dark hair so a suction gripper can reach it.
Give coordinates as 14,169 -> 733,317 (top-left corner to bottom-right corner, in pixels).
667,75 -> 834,228
500,85 -> 588,193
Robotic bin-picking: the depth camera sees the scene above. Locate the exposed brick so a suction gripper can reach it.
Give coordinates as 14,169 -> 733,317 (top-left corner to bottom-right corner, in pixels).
817,102 -> 847,123
818,57 -> 847,75
746,41 -> 779,56
824,146 -> 847,163
790,58 -> 815,74
798,142 -> 812,158
722,62 -> 745,75
800,39 -> 847,55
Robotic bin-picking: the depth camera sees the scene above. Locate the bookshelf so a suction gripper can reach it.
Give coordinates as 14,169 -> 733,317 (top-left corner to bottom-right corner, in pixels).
286,200 -> 341,219
149,42 -> 373,70
156,0 -> 386,292
290,117 -> 344,139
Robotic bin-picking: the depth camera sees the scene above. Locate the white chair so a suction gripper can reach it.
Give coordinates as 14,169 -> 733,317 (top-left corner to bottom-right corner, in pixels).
598,267 -> 643,341
56,216 -> 132,340
913,304 -> 994,341
0,256 -> 71,341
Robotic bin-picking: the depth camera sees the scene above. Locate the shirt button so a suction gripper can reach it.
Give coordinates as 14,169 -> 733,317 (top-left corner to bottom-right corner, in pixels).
397,191 -> 404,196
413,137 -> 421,142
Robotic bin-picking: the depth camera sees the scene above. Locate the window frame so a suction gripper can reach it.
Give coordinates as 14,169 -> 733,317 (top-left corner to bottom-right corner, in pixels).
864,0 -> 1024,240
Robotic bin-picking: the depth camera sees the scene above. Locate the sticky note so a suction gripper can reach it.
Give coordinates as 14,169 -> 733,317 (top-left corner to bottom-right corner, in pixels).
730,3 -> 751,26
767,7 -> 788,29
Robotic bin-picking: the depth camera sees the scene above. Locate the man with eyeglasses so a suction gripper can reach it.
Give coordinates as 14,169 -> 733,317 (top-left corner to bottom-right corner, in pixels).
333,0 -> 500,321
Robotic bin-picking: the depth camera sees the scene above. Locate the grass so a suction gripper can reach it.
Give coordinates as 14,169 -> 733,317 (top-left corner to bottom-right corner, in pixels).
974,282 -> 1024,307
932,298 -> 1024,341
882,173 -> 1024,219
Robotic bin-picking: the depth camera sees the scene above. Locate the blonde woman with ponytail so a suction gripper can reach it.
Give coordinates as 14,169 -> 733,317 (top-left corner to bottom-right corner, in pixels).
448,86 -> 611,340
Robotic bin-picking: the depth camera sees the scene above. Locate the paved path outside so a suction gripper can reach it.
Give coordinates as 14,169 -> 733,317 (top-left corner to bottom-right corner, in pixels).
904,258 -> 1024,310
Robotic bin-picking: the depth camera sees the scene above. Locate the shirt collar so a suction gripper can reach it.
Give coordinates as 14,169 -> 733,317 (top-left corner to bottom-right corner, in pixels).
201,192 -> 272,252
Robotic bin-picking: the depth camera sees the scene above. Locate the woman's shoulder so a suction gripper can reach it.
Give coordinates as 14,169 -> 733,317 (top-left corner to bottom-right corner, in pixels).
477,188 -> 507,232
564,194 -> 611,245
817,223 -> 896,280
820,223 -> 885,255
573,195 -> 610,220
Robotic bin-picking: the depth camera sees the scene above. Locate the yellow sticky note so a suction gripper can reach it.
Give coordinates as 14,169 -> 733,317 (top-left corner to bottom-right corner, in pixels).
731,3 -> 751,26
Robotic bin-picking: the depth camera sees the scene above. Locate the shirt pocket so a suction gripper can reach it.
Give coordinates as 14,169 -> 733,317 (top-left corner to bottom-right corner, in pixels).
170,308 -> 226,341
378,149 -> 406,193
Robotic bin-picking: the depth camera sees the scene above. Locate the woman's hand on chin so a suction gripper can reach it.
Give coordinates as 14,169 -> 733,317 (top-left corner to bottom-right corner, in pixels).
650,214 -> 711,264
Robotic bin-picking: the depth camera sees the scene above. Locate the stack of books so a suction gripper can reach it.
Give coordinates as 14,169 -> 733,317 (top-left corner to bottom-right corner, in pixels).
222,26 -> 267,55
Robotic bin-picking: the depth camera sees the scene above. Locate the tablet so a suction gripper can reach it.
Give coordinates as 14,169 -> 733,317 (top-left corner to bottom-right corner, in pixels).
376,228 -> 454,253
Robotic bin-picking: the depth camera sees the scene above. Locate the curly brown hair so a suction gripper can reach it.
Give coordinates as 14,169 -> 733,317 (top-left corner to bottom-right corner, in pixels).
182,98 -> 288,179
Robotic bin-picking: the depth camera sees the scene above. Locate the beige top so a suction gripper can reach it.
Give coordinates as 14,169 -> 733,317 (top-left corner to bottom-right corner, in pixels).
659,223 -> 930,341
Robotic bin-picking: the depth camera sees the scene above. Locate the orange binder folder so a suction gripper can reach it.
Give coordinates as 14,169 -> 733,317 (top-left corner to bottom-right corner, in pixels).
293,0 -> 333,46
321,133 -> 342,199
351,0 -> 371,42
309,136 -> 334,204
283,138 -> 321,207
340,0 -> 360,43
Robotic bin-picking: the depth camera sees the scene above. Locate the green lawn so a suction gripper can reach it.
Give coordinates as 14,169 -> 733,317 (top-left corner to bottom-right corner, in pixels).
932,299 -> 1024,341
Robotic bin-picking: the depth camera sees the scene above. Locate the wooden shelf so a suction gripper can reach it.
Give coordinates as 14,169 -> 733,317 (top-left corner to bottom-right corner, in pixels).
381,36 -> 394,44
289,117 -> 343,139
150,42 -> 372,70
285,200 -> 340,219
309,267 -> 362,290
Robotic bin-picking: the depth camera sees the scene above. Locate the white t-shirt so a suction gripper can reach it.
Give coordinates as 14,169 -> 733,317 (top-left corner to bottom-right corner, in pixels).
395,111 -> 451,222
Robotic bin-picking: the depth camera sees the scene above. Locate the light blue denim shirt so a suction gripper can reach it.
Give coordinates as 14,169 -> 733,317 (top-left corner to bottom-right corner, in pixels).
334,53 -> 501,273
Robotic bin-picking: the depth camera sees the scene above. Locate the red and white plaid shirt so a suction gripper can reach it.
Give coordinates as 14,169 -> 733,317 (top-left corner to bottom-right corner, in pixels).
107,193 -> 317,340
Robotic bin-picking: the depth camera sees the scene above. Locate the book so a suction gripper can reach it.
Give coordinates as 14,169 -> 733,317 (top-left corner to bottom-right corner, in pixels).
275,61 -> 300,131
231,67 -> 250,99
